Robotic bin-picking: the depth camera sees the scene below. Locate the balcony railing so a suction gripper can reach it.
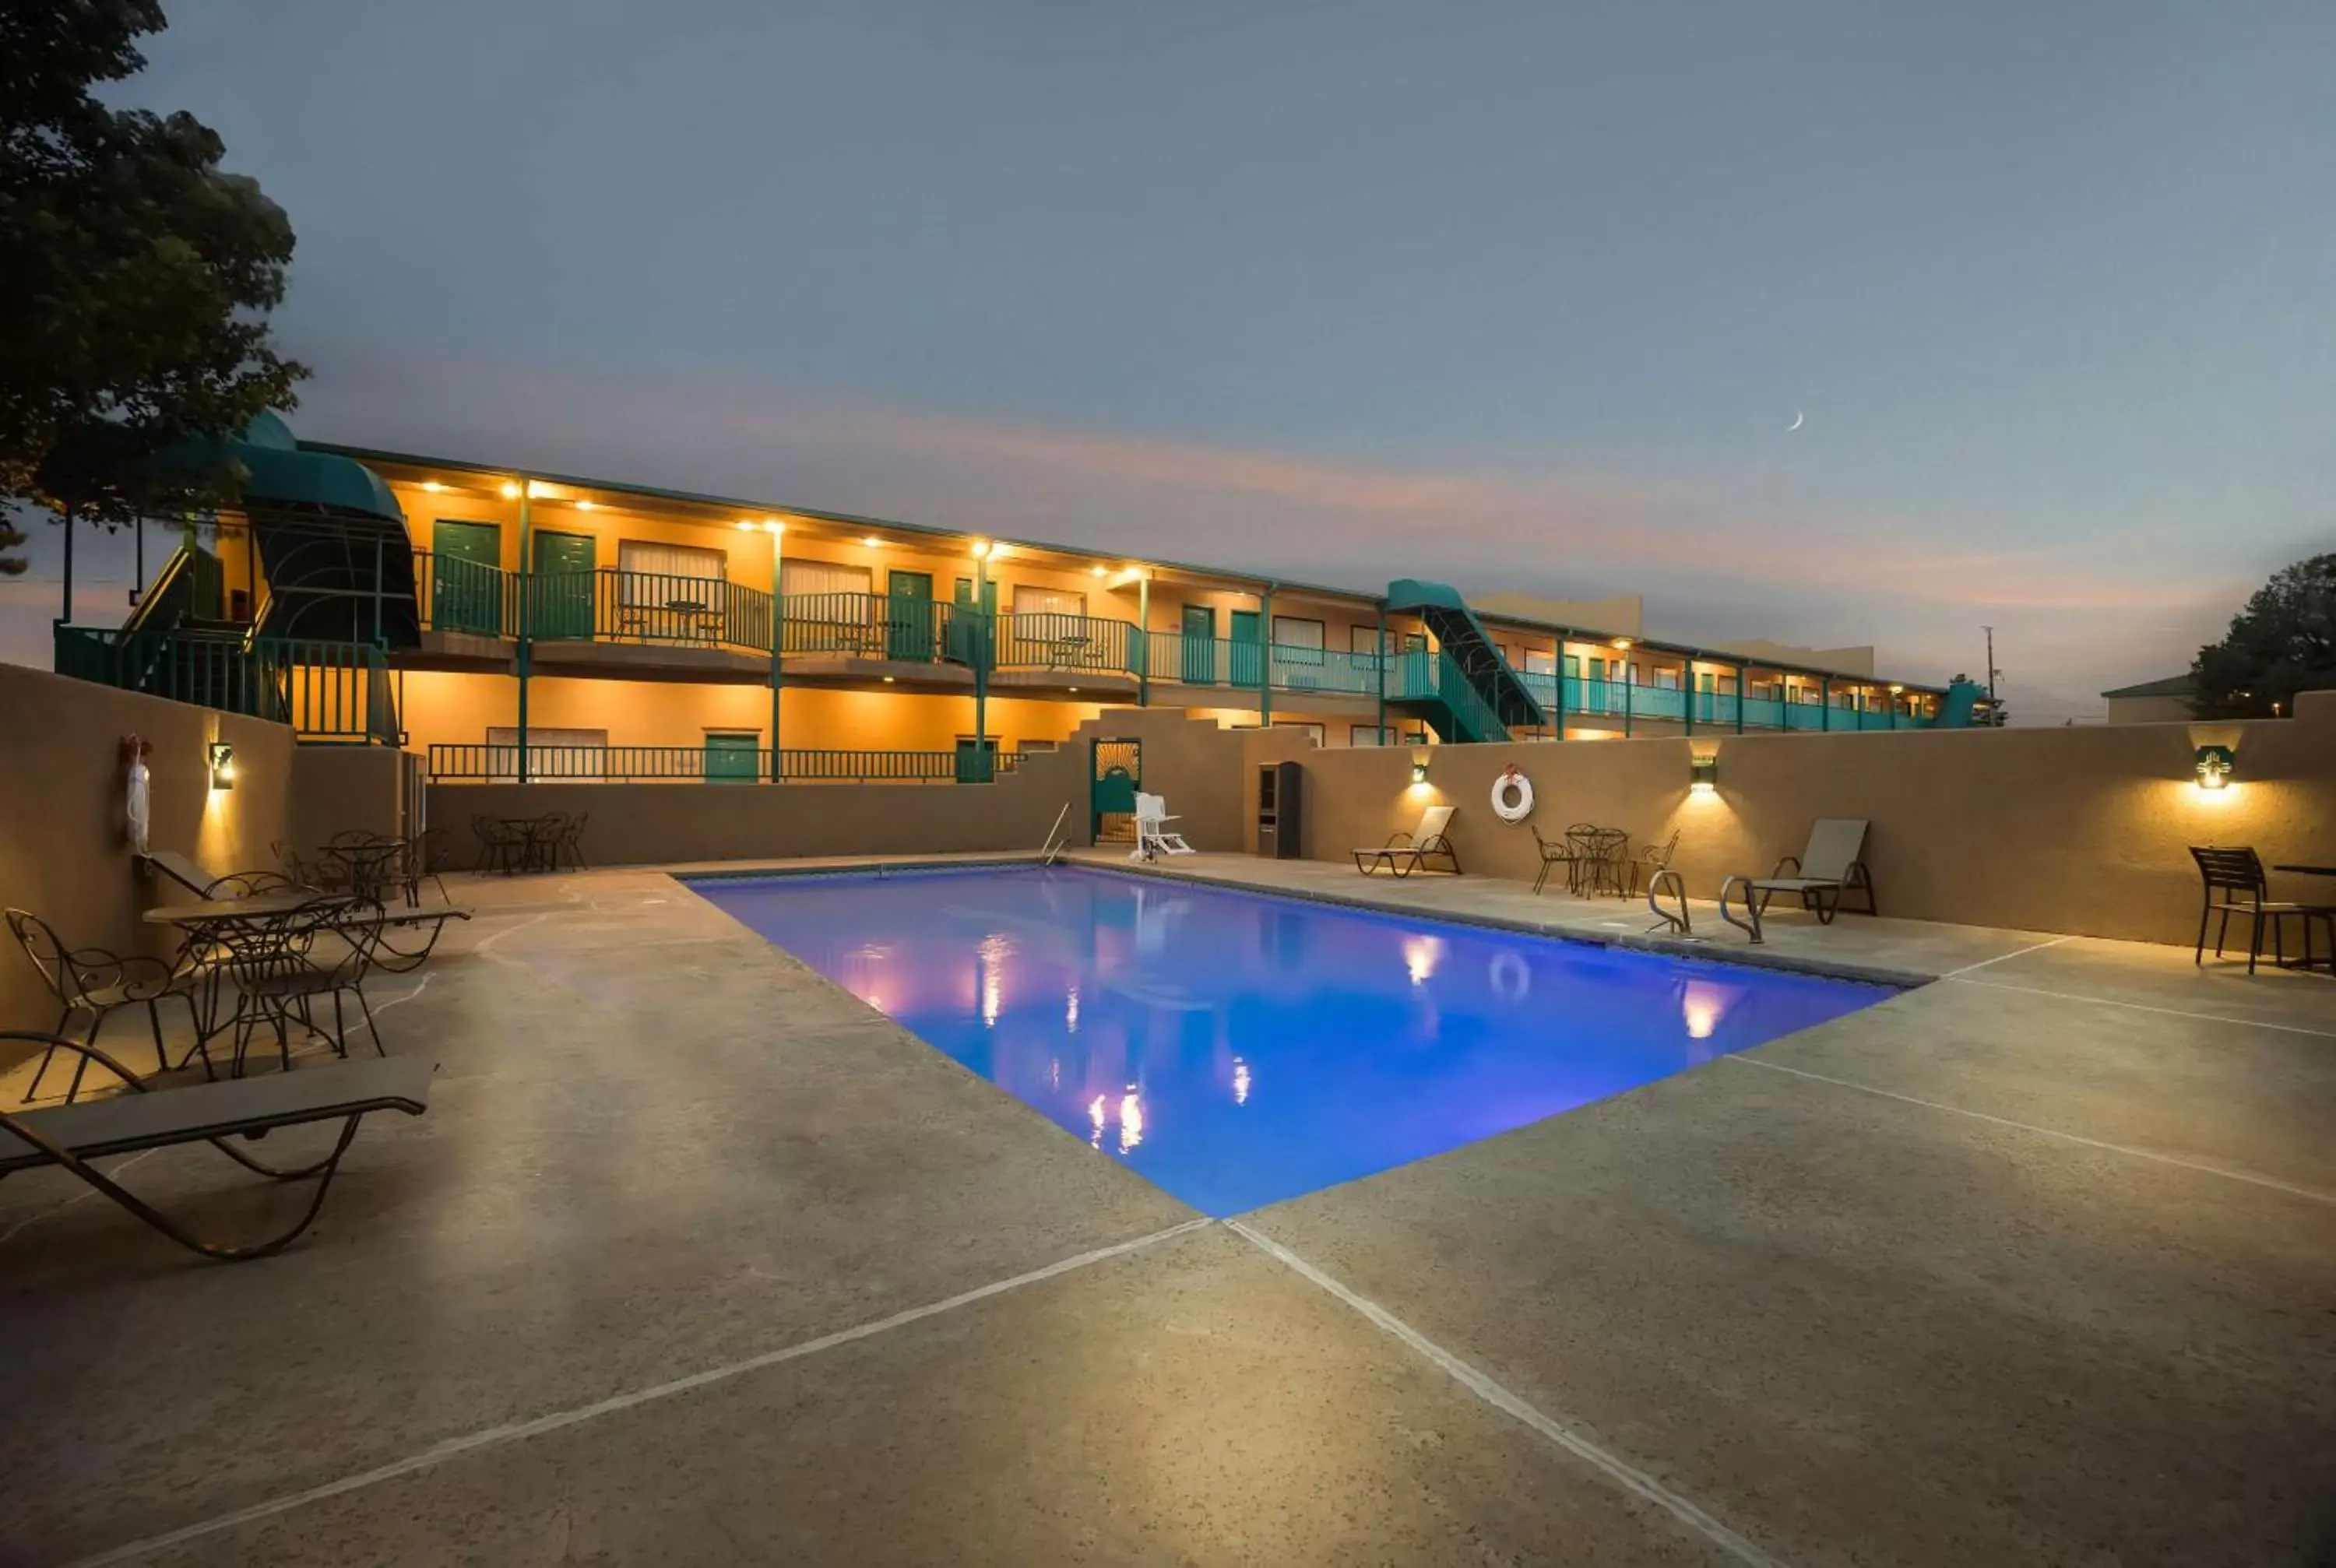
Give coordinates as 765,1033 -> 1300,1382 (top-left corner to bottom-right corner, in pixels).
53,624 -> 400,744
527,568 -> 775,655
414,549 -> 519,638
425,744 -> 1028,783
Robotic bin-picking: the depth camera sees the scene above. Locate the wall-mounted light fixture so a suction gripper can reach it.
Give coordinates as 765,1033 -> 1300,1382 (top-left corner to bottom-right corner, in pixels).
860,535 -> 883,550
573,499 -> 595,511
499,481 -> 521,499
1410,750 -> 1431,786
1690,754 -> 1719,794
2194,744 -> 2235,792
1610,636 -> 1634,651
206,741 -> 235,791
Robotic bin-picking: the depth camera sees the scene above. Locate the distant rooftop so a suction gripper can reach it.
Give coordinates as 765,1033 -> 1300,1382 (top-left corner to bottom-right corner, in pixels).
2100,673 -> 2194,700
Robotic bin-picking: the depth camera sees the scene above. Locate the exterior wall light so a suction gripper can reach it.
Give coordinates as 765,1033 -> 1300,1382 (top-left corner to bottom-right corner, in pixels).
2194,745 -> 2235,792
860,536 -> 883,549
969,540 -> 992,559
1410,751 -> 1430,786
1690,755 -> 1719,794
499,481 -> 521,499
1610,636 -> 1633,651
207,741 -> 235,790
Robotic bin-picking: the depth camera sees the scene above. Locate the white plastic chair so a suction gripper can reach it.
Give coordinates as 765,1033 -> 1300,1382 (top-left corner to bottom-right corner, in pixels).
1131,793 -> 1194,861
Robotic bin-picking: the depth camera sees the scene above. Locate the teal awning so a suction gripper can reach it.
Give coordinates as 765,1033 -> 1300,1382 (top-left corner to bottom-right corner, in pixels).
157,412 -> 405,522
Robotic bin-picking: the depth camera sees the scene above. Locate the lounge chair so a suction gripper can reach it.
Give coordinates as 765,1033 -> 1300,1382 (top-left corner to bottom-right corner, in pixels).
1131,793 -> 1194,862
1355,804 -> 1461,878
2190,847 -> 2336,974
0,1032 -> 430,1260
1717,818 -> 1876,943
142,850 -> 302,901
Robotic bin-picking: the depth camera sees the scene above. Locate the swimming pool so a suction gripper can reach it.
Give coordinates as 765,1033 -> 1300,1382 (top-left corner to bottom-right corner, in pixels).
692,866 -> 1889,1215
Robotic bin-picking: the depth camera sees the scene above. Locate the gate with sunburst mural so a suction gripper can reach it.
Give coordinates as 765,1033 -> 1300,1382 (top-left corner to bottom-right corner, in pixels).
1089,737 -> 1141,846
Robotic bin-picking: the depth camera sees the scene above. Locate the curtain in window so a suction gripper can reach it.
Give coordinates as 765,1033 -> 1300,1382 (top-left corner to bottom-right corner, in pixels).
1012,586 -> 1087,617
617,542 -> 727,610
780,560 -> 873,599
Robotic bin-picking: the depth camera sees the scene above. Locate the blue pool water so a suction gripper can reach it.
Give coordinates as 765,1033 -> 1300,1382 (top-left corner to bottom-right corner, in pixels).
692,867 -> 1887,1216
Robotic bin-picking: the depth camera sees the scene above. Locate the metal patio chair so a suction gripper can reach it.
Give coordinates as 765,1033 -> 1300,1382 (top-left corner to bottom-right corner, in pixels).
226,898 -> 389,1074
2189,846 -> 2336,974
0,1032 -> 431,1261
554,810 -> 590,871
8,909 -> 210,1102
1529,823 -> 1579,895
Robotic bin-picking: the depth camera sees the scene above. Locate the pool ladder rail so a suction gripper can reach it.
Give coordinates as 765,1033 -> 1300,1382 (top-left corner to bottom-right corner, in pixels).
1040,801 -> 1072,866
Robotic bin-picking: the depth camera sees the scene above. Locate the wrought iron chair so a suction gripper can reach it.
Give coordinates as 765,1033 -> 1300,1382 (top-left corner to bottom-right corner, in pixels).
226,898 -> 389,1073
554,810 -> 590,871
1529,823 -> 1579,895
473,815 -> 524,875
7,909 -> 209,1102
1630,830 -> 1682,896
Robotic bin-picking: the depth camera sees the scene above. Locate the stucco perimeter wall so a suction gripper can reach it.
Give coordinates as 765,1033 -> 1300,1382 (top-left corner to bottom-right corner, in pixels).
429,707 -> 1266,869
1253,694 -> 2336,947
288,746 -> 407,849
0,663 -> 295,1028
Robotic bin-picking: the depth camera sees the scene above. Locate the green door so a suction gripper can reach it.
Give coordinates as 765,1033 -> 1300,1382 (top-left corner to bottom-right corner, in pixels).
704,731 -> 761,782
431,519 -> 502,635
946,576 -> 996,668
888,570 -> 934,662
1180,605 -> 1215,684
954,736 -> 999,783
1229,609 -> 1262,687
530,531 -> 596,640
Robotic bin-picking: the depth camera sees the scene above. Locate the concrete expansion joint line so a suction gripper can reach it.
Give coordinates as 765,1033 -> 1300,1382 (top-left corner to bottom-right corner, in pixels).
1942,975 -> 2336,1039
1223,1219 -> 1790,1568
1937,935 -> 2074,977
60,1218 -> 1213,1568
1725,1055 -> 2336,1205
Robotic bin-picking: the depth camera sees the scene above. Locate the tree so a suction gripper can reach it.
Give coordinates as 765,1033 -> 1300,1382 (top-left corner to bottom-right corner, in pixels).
0,0 -> 306,572
2191,554 -> 2336,719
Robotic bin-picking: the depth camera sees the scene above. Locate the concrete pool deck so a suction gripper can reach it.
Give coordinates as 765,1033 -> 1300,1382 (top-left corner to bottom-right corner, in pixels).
2,860 -> 2331,1565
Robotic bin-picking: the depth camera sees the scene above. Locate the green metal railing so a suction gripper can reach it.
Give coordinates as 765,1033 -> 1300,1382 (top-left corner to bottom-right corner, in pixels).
413,548 -> 519,638
527,568 -> 775,655
54,621 -> 399,744
425,744 -> 1028,783
779,592 -> 978,664
993,612 -> 1139,676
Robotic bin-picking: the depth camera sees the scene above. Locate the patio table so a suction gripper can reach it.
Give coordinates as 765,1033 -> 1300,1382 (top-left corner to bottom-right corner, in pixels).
487,815 -> 565,874
2271,866 -> 2336,971
145,894 -> 357,1063
321,838 -> 408,902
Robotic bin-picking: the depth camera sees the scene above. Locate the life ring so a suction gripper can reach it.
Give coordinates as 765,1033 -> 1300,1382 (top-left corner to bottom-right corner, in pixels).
1490,766 -> 1534,823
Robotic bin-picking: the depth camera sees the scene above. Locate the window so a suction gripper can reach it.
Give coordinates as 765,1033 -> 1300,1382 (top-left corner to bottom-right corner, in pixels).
1349,625 -> 1384,656
485,726 -> 607,782
1349,723 -> 1391,747
619,540 -> 726,582
780,560 -> 872,599
1524,649 -> 1557,675
616,540 -> 728,624
1012,585 -> 1086,617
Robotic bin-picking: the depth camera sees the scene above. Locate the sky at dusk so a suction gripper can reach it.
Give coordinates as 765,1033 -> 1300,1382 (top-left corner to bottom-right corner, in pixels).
19,2 -> 2335,719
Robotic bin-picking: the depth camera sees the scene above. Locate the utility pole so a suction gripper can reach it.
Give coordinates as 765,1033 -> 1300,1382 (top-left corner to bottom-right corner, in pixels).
1982,624 -> 1999,726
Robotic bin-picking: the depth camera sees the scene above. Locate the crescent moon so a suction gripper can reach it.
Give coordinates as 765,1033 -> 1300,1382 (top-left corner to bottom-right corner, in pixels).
1787,411 -> 1804,432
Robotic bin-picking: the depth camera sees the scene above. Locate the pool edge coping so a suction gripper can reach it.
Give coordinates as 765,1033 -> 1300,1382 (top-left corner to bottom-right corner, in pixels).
671,855 -> 1930,990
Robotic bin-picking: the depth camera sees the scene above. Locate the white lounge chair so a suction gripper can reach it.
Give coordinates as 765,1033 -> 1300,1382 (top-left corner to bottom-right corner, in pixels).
1717,818 -> 1877,942
1131,793 -> 1194,862
1355,804 -> 1461,878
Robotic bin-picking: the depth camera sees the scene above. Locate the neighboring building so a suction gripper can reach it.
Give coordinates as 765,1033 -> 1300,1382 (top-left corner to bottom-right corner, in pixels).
49,420 -> 1969,779
2101,674 -> 2195,724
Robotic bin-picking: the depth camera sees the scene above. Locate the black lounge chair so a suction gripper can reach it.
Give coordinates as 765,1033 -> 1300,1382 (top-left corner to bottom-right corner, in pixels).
1718,818 -> 1877,943
0,1033 -> 431,1260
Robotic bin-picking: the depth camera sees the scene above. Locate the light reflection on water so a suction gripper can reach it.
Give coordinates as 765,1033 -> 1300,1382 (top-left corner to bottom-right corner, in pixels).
698,867 -> 1887,1216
